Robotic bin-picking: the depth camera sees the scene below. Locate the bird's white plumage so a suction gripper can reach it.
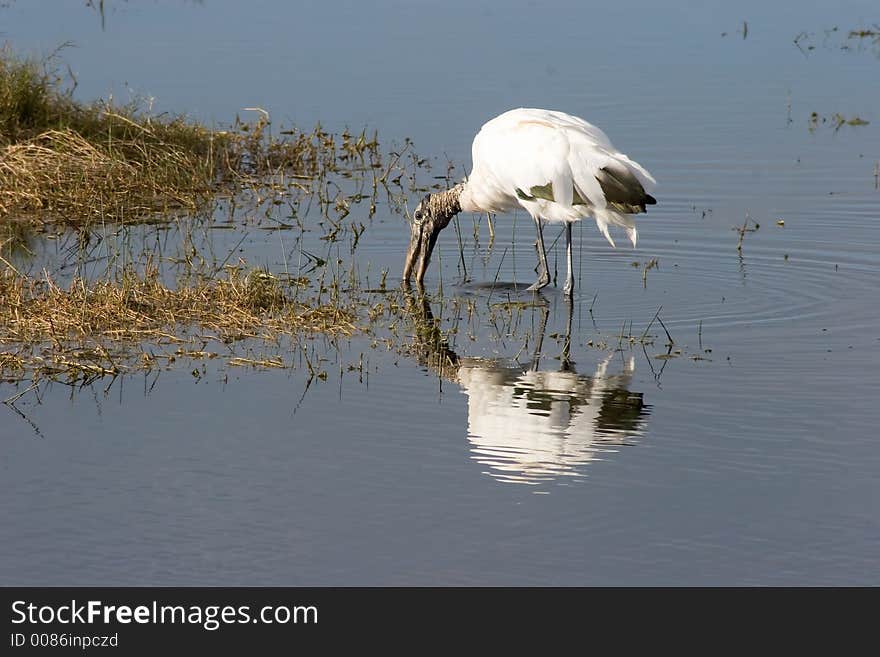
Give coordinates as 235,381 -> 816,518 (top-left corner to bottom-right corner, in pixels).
458,108 -> 656,247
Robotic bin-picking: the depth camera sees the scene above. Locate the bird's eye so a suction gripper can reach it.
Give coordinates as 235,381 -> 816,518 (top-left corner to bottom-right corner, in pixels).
414,210 -> 424,222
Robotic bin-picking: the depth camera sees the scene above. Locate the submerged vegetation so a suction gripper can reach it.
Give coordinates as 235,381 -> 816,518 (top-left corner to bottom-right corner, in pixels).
793,23 -> 880,57
808,111 -> 870,133
790,24 -> 876,137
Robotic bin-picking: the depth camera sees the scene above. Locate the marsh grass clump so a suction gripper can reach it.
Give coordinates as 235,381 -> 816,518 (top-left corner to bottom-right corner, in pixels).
0,48 -> 229,222
0,266 -> 357,383
0,48 -> 398,226
0,127 -> 218,221
227,111 -> 378,178
0,50 -> 60,139
241,269 -> 286,312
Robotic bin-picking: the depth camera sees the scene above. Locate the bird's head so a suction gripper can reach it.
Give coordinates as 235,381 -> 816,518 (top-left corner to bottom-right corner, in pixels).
403,189 -> 459,287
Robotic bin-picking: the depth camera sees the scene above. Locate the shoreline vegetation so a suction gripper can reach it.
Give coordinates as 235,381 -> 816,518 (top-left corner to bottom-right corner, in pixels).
0,46 -> 393,225
0,47 -> 439,389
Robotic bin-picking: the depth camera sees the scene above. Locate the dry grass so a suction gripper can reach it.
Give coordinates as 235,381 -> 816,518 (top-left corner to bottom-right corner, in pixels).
0,128 -> 215,220
0,48 -> 387,225
0,266 -> 357,382
0,48 -> 227,222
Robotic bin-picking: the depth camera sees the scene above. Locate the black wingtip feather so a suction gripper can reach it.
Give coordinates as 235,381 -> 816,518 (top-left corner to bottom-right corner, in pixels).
644,194 -> 657,205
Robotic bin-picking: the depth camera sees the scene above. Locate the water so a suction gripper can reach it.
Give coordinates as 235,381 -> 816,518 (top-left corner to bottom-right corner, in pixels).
1,0 -> 879,585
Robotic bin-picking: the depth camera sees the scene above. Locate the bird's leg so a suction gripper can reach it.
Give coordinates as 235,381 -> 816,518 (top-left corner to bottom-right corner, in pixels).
526,216 -> 550,291
563,222 -> 574,296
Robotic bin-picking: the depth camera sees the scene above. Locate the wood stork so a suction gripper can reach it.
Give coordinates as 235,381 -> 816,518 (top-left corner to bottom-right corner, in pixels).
403,108 -> 657,295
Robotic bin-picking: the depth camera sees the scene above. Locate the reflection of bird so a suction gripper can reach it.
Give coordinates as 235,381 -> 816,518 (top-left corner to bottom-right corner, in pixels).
458,355 -> 647,484
405,292 -> 649,485
403,108 -> 657,295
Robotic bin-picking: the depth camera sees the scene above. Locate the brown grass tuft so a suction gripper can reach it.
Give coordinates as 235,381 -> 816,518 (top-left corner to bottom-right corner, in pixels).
0,267 -> 357,382
0,128 -> 212,220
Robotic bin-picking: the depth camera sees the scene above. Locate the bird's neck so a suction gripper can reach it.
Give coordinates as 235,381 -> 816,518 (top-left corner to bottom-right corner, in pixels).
428,183 -> 466,226
455,181 -> 479,213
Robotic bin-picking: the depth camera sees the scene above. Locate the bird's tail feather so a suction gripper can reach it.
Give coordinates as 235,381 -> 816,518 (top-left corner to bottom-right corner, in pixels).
594,208 -> 638,248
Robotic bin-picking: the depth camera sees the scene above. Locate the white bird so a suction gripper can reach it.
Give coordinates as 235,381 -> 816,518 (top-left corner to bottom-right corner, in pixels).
403,108 -> 657,295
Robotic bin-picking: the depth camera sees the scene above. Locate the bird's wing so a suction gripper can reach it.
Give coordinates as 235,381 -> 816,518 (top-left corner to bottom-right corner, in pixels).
468,109 -> 656,246
471,109 -> 655,212
468,114 -> 583,213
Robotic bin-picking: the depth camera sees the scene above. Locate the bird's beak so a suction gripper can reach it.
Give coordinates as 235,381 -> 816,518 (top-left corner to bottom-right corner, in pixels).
403,219 -> 438,287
